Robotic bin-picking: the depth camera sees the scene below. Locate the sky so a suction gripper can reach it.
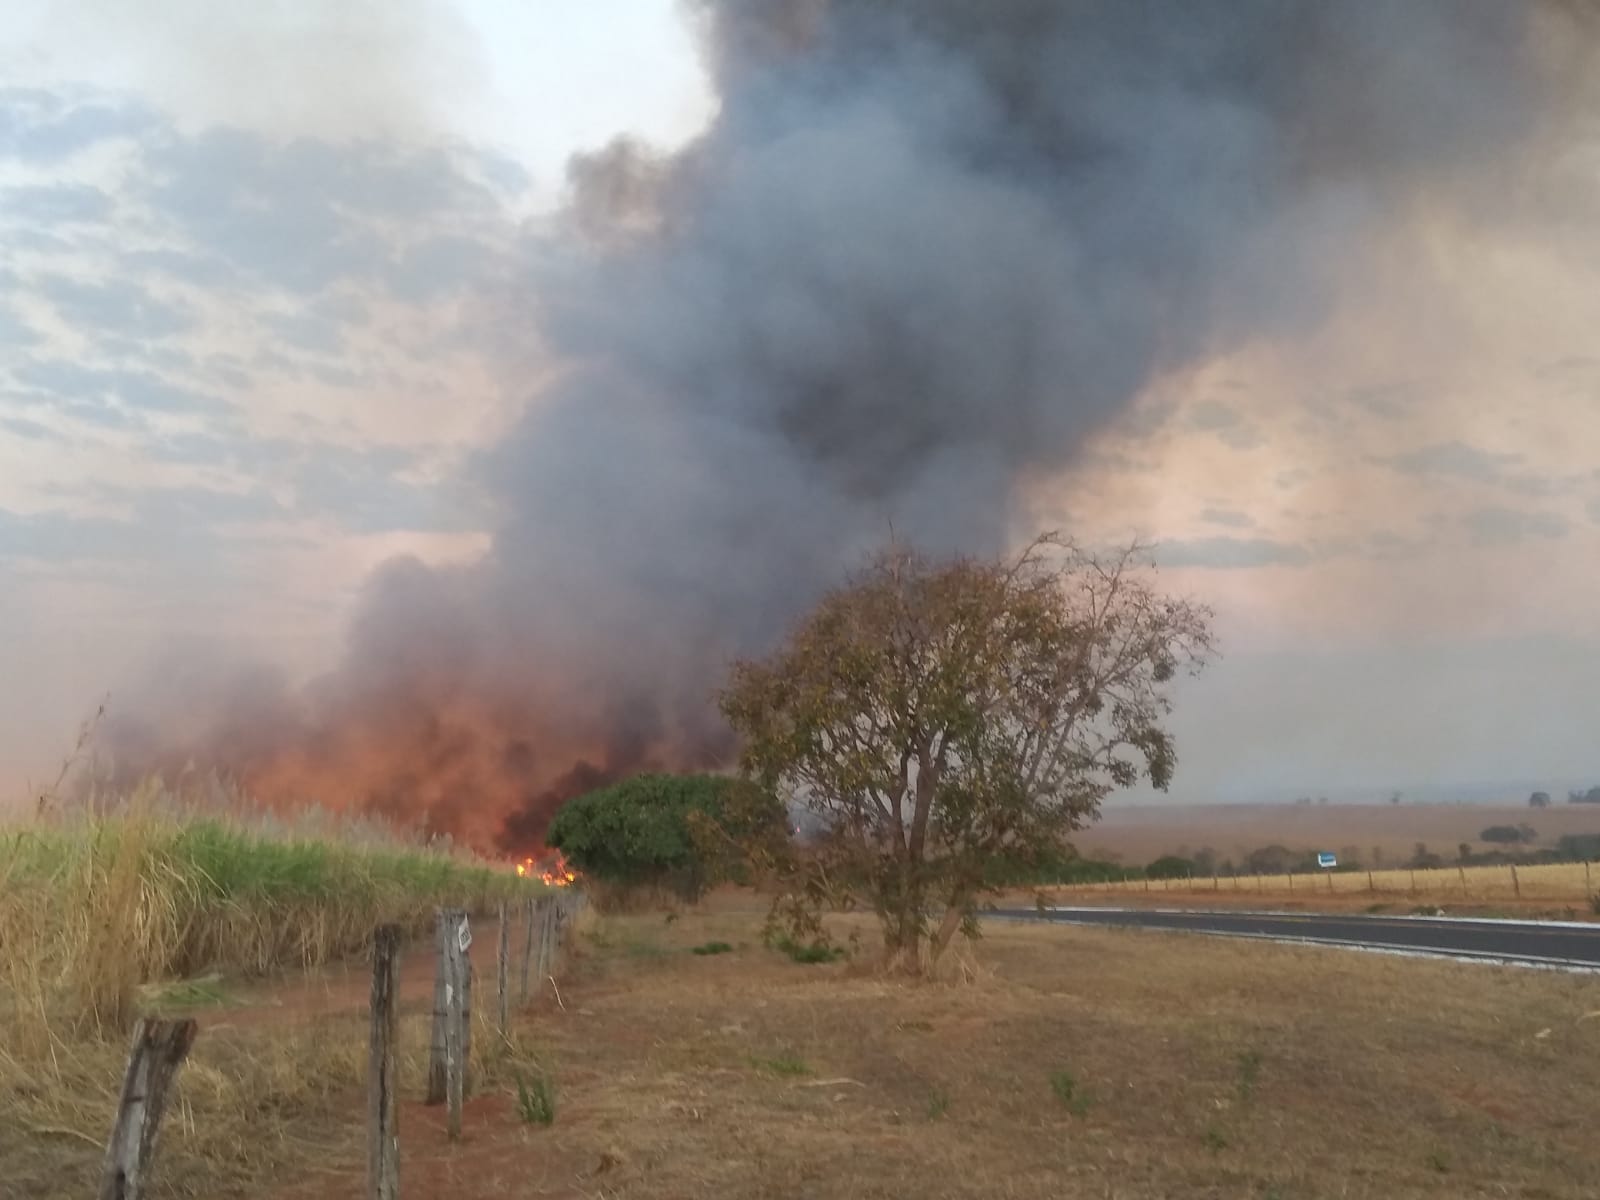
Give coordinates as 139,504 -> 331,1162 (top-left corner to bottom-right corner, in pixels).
2,1 -> 1599,814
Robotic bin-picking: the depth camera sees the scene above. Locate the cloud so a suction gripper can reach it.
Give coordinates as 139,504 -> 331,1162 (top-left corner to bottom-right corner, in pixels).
13,359 -> 218,417
0,87 -> 155,160
1186,400 -> 1265,450
36,275 -> 194,339
1158,537 -> 1313,570
1200,507 -> 1255,530
1459,506 -> 1570,546
0,183 -> 113,223
1380,440 -> 1522,483
0,307 -> 38,347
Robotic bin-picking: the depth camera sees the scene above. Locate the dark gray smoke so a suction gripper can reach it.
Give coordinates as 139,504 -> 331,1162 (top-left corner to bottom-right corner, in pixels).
102,0 -> 1595,848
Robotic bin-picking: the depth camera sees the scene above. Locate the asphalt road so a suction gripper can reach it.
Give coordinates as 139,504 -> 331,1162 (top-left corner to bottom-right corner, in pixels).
993,906 -> 1600,970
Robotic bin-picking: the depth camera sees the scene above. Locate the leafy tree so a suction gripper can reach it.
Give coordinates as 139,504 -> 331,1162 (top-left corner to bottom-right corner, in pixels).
1528,791 -> 1551,808
718,534 -> 1215,972
546,772 -> 788,901
1479,824 -> 1529,845
1556,833 -> 1600,860
1146,854 -> 1196,880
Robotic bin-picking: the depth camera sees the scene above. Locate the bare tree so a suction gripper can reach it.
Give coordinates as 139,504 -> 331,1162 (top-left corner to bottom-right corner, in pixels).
719,534 -> 1215,973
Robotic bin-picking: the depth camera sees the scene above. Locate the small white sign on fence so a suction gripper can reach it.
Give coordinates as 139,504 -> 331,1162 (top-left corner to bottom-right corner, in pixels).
1316,852 -> 1337,870
458,918 -> 472,953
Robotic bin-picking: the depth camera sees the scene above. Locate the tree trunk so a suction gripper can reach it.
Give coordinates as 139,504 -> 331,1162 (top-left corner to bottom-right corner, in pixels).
927,902 -> 967,966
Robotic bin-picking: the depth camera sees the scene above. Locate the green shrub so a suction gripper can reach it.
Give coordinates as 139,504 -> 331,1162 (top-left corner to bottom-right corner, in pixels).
514,1071 -> 556,1126
771,934 -> 845,964
1049,1069 -> 1091,1116
1146,854 -> 1196,880
691,941 -> 734,956
546,773 -> 788,901
752,1052 -> 810,1077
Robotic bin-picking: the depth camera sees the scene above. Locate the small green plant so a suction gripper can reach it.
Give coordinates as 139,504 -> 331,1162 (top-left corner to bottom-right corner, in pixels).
1363,902 -> 1390,914
926,1087 -> 950,1119
691,940 -> 734,956
1203,1125 -> 1230,1153
1049,1069 -> 1091,1116
1236,1049 -> 1262,1103
1426,1150 -> 1451,1174
772,935 -> 845,964
139,973 -> 229,1009
514,1071 -> 556,1126
752,1052 -> 811,1077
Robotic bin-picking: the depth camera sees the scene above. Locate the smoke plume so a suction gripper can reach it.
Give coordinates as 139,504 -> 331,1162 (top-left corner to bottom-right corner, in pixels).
101,1 -> 1596,849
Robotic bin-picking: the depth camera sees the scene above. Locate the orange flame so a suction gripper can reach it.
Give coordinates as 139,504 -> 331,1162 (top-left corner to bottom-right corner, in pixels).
514,851 -> 577,887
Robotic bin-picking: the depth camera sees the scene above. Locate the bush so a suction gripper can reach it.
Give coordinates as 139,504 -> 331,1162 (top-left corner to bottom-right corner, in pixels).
770,934 -> 845,964
1146,854 -> 1196,880
1480,824 -> 1531,845
546,773 -> 788,902
514,1071 -> 556,1126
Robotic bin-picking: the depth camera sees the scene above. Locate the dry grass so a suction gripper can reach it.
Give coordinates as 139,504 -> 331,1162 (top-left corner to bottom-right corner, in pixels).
1051,859 -> 1600,915
0,782 -> 539,1196
1076,801 -> 1600,865
248,894 -> 1599,1200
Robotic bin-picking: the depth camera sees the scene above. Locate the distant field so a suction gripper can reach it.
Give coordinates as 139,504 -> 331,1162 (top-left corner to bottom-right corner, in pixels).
1047,860 -> 1598,916
1075,802 -> 1600,866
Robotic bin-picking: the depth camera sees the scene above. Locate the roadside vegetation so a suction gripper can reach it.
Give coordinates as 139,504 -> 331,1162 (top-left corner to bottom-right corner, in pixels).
2,781 -> 525,1039
1,779 -> 539,1196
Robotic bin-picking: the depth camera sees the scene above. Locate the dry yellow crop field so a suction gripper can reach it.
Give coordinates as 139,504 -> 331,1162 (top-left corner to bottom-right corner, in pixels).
1054,859 -> 1599,908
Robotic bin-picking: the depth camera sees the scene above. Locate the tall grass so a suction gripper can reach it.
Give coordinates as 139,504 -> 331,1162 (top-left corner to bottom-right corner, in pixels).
0,781 -> 528,1046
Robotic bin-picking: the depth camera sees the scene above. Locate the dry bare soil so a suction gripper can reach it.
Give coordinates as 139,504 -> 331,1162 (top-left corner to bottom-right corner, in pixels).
12,896 -> 1600,1199
1074,801 -> 1600,865
292,897 -> 1598,1199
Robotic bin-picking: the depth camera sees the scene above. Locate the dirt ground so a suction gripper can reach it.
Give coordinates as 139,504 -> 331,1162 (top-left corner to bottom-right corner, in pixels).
268,895 -> 1598,1200
12,895 -> 1600,1199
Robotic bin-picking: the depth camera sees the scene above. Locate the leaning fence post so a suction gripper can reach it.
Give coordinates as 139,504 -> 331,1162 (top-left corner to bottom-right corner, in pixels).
496,901 -> 510,1037
98,1017 -> 198,1200
368,925 -> 401,1200
1458,864 -> 1467,895
1586,860 -> 1593,893
1511,863 -> 1521,899
1367,871 -> 1374,895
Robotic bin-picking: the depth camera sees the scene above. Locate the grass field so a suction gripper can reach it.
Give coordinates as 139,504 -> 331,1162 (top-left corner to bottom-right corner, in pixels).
1075,801 -> 1600,866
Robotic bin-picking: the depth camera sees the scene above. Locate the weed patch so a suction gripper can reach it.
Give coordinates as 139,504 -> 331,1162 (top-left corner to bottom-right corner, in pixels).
752,1052 -> 811,1077
690,941 -> 734,956
514,1071 -> 557,1126
770,935 -> 845,964
1049,1069 -> 1091,1116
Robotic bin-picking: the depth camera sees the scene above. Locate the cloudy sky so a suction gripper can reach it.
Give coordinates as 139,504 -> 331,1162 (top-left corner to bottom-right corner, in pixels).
2,1 -> 1598,811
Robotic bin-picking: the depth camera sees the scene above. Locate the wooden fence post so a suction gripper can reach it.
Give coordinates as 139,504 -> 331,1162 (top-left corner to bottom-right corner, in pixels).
1287,872 -> 1294,893
518,896 -> 536,1003
1367,871 -> 1374,895
1409,868 -> 1416,894
368,925 -> 401,1200
1458,865 -> 1467,896
98,1017 -> 198,1200
1325,870 -> 1333,893
1586,860 -> 1593,893
496,901 -> 510,1037
1511,864 -> 1521,899
427,908 -> 473,1139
